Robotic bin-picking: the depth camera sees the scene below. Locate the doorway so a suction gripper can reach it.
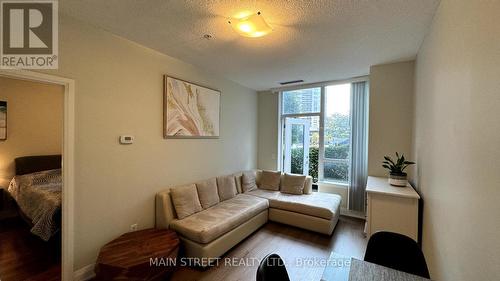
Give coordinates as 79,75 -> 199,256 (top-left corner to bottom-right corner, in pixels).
283,117 -> 311,175
0,70 -> 75,281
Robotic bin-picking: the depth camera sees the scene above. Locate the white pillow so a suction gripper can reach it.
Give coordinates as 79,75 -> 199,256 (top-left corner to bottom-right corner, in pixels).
259,170 -> 281,191
170,184 -> 202,219
280,173 -> 306,195
196,178 -> 220,209
216,175 -> 238,201
242,171 -> 258,192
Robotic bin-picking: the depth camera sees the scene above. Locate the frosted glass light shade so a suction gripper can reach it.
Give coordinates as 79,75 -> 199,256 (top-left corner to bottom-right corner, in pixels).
230,12 -> 272,38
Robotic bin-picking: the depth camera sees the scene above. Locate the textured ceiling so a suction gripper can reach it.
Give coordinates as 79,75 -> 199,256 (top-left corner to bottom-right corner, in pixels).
60,0 -> 440,90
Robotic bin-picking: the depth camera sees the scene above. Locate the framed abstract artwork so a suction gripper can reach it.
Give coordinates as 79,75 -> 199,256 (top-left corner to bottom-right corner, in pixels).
163,76 -> 220,138
0,101 -> 6,140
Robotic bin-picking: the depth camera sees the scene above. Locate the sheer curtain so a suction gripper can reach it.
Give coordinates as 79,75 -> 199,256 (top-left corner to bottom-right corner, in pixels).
349,81 -> 369,212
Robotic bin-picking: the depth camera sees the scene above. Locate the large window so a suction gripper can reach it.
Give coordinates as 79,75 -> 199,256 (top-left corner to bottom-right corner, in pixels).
323,84 -> 351,183
280,81 -> 366,184
282,88 -> 321,114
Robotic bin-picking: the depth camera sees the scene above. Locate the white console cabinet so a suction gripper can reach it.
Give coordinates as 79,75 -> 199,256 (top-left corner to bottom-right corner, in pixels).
365,176 -> 420,241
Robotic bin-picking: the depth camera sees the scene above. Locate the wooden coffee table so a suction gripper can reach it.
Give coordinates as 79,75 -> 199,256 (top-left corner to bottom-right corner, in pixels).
95,228 -> 179,281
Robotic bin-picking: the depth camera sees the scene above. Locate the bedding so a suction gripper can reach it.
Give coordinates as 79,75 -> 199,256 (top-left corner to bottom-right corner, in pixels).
8,169 -> 62,241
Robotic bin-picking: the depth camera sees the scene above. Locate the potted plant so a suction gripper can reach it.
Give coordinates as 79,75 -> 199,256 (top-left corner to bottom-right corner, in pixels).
382,152 -> 415,187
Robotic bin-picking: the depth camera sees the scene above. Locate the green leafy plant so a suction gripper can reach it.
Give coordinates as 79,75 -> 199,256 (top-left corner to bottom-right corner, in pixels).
290,145 -> 350,183
382,152 -> 415,175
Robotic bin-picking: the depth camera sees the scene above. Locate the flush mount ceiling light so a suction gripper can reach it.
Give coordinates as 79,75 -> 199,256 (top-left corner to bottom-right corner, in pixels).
228,12 -> 272,38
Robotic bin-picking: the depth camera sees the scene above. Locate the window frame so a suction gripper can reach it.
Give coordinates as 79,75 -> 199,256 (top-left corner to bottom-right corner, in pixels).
278,76 -> 369,185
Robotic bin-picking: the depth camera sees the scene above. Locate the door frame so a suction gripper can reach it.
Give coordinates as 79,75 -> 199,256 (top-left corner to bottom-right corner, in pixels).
283,117 -> 311,175
0,69 -> 75,281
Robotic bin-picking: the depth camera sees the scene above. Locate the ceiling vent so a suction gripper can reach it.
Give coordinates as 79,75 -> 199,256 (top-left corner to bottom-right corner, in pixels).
279,79 -> 304,85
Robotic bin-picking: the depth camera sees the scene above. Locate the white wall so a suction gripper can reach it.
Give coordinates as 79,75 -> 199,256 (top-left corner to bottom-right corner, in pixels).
0,77 -> 64,186
412,1 -> 500,280
42,15 -> 258,270
257,91 -> 279,170
368,61 -> 415,177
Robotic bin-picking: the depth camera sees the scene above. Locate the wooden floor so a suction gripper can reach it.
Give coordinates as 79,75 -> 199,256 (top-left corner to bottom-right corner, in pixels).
0,215 -> 364,281
0,217 -> 61,281
171,216 -> 367,281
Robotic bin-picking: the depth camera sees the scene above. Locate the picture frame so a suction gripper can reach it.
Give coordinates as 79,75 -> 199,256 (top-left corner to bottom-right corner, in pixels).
0,101 -> 6,140
163,76 -> 220,139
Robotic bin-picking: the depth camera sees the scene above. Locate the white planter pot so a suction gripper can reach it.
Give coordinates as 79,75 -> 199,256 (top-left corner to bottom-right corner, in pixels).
388,174 -> 407,187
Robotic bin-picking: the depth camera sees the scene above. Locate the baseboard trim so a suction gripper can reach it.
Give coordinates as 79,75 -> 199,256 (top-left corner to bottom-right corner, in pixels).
73,264 -> 95,281
340,208 -> 366,219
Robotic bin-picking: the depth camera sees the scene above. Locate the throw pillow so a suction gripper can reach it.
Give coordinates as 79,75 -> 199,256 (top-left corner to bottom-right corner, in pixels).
259,170 -> 281,191
195,178 -> 220,209
170,184 -> 202,219
232,172 -> 243,194
280,173 -> 306,195
242,171 -> 258,192
217,175 -> 238,201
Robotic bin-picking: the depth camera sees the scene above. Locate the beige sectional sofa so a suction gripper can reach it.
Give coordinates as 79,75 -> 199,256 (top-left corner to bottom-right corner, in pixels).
155,170 -> 341,264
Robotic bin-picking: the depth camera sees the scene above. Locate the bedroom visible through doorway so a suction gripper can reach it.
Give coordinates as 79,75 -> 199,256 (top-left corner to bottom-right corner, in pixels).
0,76 -> 64,280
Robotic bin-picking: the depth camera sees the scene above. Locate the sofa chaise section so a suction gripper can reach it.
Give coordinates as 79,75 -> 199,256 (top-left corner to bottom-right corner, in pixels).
270,192 -> 341,220
246,187 -> 341,235
253,170 -> 341,234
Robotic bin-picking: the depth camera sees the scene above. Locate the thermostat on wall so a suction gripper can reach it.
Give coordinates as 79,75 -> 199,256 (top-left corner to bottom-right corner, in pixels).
119,135 -> 134,144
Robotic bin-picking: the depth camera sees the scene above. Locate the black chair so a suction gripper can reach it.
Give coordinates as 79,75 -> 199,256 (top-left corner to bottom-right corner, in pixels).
364,231 -> 430,278
256,253 -> 290,281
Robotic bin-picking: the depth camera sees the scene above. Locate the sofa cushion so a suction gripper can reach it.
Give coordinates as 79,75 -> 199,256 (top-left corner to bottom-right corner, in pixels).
259,170 -> 281,191
170,184 -> 203,219
302,176 -> 313,194
217,175 -> 238,201
232,172 -> 243,194
169,194 -> 269,244
280,173 -> 306,195
242,171 -> 258,192
245,189 -> 280,200
268,192 -> 341,220
195,178 -> 220,209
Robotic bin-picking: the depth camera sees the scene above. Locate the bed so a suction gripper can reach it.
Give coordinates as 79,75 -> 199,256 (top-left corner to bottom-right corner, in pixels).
7,155 -> 62,241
